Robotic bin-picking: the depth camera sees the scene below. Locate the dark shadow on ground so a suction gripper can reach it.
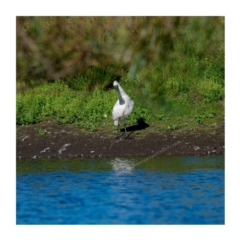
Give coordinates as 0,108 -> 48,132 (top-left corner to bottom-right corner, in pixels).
120,118 -> 150,132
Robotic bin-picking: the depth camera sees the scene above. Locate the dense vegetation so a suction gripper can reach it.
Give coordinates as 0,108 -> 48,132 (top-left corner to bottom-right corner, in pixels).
17,17 -> 224,131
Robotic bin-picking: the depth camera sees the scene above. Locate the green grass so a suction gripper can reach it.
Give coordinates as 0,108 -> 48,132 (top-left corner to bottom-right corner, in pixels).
17,74 -> 224,132
17,80 -> 114,131
16,17 -> 224,132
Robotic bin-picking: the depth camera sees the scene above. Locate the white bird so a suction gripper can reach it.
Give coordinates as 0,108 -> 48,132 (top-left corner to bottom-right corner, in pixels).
112,80 -> 134,139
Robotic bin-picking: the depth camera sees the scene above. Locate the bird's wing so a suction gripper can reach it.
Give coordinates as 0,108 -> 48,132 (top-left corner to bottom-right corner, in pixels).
112,101 -> 125,121
124,98 -> 134,116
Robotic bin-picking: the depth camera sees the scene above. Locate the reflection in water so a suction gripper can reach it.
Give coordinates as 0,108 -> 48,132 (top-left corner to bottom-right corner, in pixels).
110,158 -> 135,174
17,155 -> 224,224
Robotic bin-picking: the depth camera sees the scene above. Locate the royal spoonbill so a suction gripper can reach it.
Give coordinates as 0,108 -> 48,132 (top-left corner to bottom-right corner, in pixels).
112,80 -> 134,139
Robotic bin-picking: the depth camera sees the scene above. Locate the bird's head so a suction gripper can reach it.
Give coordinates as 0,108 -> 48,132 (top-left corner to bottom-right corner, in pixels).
113,81 -> 119,89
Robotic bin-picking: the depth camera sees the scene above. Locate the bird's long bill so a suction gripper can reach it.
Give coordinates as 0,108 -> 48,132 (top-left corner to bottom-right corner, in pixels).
114,86 -> 125,105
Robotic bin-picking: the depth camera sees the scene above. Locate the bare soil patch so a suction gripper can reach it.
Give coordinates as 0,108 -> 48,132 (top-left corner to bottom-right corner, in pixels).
17,120 -> 224,160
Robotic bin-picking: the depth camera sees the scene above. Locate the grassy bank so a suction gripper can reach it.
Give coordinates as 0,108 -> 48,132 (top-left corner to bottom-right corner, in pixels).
17,73 -> 224,132
17,17 -> 224,132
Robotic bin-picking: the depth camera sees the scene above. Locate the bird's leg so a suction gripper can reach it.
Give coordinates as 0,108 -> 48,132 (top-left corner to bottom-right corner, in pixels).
124,119 -> 127,139
115,118 -> 120,139
118,119 -> 120,137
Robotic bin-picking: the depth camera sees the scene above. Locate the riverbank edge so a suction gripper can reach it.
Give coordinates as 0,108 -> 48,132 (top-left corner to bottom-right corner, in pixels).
16,119 -> 224,160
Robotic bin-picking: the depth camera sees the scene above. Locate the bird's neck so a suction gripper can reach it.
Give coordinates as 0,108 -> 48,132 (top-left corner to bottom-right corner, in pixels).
117,87 -> 125,105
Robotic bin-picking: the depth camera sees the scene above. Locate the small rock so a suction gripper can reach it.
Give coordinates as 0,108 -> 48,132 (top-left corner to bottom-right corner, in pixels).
194,146 -> 200,151
22,136 -> 29,141
90,151 -> 95,153
40,147 -> 50,153
58,143 -> 71,154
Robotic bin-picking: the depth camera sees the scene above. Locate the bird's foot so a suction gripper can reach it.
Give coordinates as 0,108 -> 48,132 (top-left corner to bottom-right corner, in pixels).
124,132 -> 133,140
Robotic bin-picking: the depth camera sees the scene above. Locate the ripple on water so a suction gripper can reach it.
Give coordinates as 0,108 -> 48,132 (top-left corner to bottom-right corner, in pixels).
17,155 -> 224,224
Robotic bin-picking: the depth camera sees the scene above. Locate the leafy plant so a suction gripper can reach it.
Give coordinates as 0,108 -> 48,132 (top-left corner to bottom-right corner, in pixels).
199,79 -> 224,103
195,115 -> 204,124
35,128 -> 47,136
165,124 -> 179,130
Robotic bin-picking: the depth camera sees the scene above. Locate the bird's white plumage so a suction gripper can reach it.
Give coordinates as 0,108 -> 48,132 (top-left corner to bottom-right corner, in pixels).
112,81 -> 134,126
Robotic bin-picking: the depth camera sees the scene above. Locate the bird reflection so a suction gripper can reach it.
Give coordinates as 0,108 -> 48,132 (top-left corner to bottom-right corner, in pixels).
110,158 -> 135,174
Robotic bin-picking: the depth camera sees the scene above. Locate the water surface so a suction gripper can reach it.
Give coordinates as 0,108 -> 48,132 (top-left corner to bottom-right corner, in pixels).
17,155 -> 224,224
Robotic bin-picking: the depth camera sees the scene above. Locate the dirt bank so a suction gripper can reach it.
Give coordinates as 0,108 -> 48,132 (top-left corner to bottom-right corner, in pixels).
16,119 -> 224,160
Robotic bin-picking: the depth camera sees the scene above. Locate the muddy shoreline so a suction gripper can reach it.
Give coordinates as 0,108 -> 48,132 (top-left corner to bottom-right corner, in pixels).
17,120 -> 224,160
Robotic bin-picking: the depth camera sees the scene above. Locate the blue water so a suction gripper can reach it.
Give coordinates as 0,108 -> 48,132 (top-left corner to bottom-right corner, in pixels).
17,156 -> 224,224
